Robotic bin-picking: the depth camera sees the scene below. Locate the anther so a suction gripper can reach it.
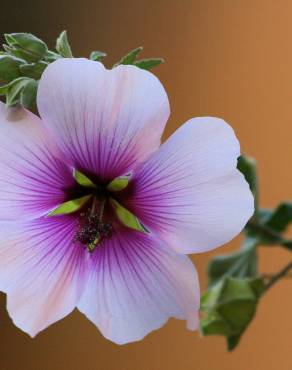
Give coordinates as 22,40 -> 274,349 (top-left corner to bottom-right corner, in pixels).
75,199 -> 113,252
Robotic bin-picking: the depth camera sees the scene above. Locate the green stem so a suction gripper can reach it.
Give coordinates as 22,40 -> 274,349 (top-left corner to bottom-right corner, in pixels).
264,261 -> 292,292
247,221 -> 292,250
262,273 -> 292,279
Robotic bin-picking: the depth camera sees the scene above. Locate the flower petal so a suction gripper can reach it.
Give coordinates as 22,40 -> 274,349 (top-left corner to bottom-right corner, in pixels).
126,117 -> 254,253
0,216 -> 89,336
0,102 -> 74,221
78,230 -> 199,344
37,58 -> 170,180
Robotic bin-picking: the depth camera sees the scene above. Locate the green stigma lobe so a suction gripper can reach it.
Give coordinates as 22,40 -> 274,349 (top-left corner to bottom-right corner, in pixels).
107,175 -> 130,192
48,195 -> 92,216
110,198 -> 148,233
73,169 -> 96,188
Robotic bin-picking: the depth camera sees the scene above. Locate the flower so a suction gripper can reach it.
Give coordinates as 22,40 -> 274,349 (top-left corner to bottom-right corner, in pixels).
0,58 -> 254,344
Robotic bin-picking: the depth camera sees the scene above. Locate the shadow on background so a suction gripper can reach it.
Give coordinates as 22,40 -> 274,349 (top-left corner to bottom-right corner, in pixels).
0,1 -> 291,369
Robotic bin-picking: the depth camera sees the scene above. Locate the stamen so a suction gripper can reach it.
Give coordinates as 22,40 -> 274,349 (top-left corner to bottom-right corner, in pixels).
99,198 -> 106,220
75,197 -> 113,253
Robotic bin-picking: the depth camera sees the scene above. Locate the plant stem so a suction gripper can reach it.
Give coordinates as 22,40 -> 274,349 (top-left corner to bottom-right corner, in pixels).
247,221 -> 292,250
264,261 -> 292,292
262,273 -> 292,279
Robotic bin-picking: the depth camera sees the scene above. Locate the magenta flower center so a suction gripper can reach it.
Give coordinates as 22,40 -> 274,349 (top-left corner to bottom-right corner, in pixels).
65,171 -> 136,253
75,210 -> 113,252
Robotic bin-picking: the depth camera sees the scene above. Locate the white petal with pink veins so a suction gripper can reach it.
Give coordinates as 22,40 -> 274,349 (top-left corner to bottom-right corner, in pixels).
0,102 -> 73,222
0,216 -> 89,337
78,230 -> 200,344
37,58 -> 170,179
126,117 -> 254,253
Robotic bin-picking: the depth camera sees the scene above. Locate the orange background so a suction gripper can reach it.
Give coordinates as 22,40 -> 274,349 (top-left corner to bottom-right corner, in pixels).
0,1 -> 292,369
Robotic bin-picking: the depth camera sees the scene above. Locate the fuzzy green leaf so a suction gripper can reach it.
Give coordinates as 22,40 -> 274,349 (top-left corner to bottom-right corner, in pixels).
48,195 -> 91,216
19,61 -> 48,79
5,77 -> 31,106
20,79 -> 38,109
0,81 -> 10,95
134,58 -> 164,70
90,50 -> 107,61
56,31 -> 73,58
0,55 -> 24,83
4,34 -> 16,46
45,50 -> 61,63
115,46 -> 143,66
4,33 -> 48,62
110,198 -> 148,233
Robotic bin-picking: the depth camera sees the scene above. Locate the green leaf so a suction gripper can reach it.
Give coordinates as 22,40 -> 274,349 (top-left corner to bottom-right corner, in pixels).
264,202 -> 292,233
246,203 -> 292,247
56,31 -> 73,58
200,311 -> 232,336
134,58 -> 164,70
90,51 -> 107,61
5,77 -> 31,107
0,55 -> 24,83
4,34 -> 16,46
110,198 -> 148,233
45,50 -> 61,63
73,169 -> 96,188
107,175 -> 130,192
2,46 -> 38,63
19,61 -> 48,79
4,33 -> 48,62
200,278 -> 224,311
200,276 -> 264,351
114,46 -> 143,66
20,79 -> 38,109
0,82 -> 10,95
227,335 -> 241,351
48,195 -> 91,216
237,155 -> 258,217
207,237 -> 258,287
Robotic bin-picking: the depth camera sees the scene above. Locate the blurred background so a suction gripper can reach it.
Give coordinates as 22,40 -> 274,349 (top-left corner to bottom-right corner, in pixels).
0,1 -> 291,369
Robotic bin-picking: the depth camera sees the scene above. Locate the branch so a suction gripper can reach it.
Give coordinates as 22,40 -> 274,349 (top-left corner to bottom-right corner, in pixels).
264,261 -> 292,292
247,221 -> 292,250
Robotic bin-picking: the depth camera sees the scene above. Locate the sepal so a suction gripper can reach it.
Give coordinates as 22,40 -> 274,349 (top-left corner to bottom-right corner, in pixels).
200,276 -> 265,351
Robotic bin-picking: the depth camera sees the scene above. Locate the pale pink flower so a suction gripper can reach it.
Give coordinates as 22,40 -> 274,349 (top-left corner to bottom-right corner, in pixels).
0,59 -> 253,344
